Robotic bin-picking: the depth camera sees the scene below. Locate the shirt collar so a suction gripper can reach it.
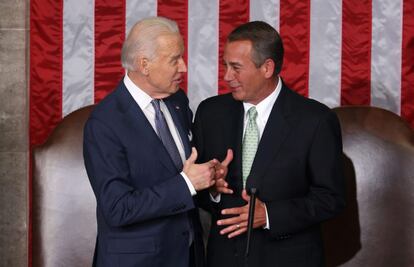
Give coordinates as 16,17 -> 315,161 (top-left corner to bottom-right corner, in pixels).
243,76 -> 282,123
123,72 -> 153,111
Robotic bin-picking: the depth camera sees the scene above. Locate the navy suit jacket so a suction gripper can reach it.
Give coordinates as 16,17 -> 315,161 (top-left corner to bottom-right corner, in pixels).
193,83 -> 346,267
83,80 -> 204,267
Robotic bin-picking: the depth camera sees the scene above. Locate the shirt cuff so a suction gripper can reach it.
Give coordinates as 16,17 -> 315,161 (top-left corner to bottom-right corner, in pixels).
180,171 -> 196,196
209,192 -> 221,203
263,203 -> 270,229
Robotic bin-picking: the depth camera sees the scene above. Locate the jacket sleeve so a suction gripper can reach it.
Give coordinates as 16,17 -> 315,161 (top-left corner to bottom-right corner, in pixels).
266,110 -> 346,238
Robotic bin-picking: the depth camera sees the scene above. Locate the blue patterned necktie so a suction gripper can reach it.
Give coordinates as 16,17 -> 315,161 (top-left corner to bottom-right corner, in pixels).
151,99 -> 183,171
242,106 -> 259,188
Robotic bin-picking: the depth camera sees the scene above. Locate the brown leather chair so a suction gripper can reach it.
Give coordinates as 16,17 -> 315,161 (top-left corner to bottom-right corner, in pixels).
32,105 -> 96,267
32,105 -> 414,266
323,106 -> 414,266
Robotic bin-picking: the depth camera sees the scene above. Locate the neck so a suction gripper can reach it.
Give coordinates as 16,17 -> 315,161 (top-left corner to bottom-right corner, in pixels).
127,71 -> 170,99
249,77 -> 279,105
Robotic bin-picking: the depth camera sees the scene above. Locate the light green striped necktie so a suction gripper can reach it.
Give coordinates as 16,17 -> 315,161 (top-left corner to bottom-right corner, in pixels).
242,106 -> 259,188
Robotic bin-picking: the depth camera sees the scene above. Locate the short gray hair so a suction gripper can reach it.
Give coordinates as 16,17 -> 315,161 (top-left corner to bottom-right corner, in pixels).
121,17 -> 180,71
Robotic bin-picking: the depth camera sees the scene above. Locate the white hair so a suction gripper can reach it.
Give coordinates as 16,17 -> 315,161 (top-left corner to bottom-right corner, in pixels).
121,17 -> 180,71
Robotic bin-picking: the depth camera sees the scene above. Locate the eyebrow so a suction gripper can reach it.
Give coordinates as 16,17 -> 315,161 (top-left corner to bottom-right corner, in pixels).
170,54 -> 181,62
225,61 -> 242,68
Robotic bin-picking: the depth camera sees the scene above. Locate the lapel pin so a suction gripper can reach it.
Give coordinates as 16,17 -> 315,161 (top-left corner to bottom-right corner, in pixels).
175,105 -> 180,110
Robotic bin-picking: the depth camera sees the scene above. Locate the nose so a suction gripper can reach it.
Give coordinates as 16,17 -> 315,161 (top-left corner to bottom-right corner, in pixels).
223,66 -> 233,82
178,58 -> 187,73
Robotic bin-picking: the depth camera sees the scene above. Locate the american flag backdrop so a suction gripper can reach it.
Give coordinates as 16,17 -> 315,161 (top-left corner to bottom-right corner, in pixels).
28,0 -> 413,264
30,0 -> 414,149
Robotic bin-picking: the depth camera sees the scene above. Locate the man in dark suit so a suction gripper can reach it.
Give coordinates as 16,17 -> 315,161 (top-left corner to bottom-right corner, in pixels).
193,21 -> 346,267
83,17 -> 217,267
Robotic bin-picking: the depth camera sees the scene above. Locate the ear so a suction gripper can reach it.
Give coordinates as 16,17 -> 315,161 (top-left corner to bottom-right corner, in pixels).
261,59 -> 275,79
137,57 -> 150,75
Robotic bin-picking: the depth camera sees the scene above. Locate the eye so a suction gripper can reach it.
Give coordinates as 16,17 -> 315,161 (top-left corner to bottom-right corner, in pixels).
171,55 -> 183,66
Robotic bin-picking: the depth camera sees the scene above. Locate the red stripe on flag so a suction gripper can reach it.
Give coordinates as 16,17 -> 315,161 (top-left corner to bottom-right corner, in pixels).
157,0 -> 189,93
341,0 -> 372,105
29,1 -> 64,264
279,0 -> 311,97
94,0 -> 126,103
401,0 -> 414,129
30,0 -> 63,147
218,0 -> 250,95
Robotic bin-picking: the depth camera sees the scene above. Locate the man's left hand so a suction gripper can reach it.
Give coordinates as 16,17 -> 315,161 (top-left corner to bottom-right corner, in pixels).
217,189 -> 267,238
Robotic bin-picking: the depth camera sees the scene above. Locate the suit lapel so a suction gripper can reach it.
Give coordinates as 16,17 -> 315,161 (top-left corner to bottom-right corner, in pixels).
117,83 -> 178,174
165,98 -> 191,158
246,85 -> 293,190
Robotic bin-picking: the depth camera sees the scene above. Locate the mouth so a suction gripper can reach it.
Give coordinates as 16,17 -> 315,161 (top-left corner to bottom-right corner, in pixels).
173,77 -> 183,84
229,84 -> 242,92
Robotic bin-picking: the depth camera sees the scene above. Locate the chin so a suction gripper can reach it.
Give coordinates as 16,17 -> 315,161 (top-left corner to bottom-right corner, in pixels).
231,91 -> 244,101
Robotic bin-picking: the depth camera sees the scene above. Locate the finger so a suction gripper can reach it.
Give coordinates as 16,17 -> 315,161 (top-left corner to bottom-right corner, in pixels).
217,217 -> 240,227
219,221 -> 248,235
216,186 -> 233,194
217,216 -> 245,226
215,179 -> 233,194
186,147 -> 198,164
221,149 -> 234,166
214,168 -> 226,180
215,178 -> 227,187
215,166 -> 225,175
207,158 -> 219,168
228,227 -> 247,238
241,189 -> 250,202
219,224 -> 237,235
221,206 -> 246,215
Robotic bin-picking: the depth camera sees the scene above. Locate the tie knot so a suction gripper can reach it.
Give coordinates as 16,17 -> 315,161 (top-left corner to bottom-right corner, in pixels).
151,99 -> 162,112
247,107 -> 258,121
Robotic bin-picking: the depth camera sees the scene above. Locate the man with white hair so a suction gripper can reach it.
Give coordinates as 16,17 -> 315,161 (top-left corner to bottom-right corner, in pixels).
83,17 -> 215,267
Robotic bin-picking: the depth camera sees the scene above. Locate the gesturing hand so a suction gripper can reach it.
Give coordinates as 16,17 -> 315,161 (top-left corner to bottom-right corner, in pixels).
183,147 -> 218,191
210,149 -> 234,196
217,189 -> 266,238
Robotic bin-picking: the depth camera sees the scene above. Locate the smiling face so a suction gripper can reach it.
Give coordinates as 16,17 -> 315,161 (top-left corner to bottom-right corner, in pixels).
223,40 -> 275,105
145,33 -> 187,98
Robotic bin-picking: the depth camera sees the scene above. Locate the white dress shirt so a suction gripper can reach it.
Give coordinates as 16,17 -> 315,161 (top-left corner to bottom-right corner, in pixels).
124,74 -> 196,196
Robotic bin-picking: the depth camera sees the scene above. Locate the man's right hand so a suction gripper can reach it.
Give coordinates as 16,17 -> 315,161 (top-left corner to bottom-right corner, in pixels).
183,147 -> 217,191
210,149 -> 234,197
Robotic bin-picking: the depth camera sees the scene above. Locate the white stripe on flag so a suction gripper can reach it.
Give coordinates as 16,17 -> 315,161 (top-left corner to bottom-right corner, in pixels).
126,0 -> 157,36
249,0 -> 280,31
62,0 -> 95,116
308,0 -> 342,107
187,0 -> 219,113
371,0 -> 402,114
